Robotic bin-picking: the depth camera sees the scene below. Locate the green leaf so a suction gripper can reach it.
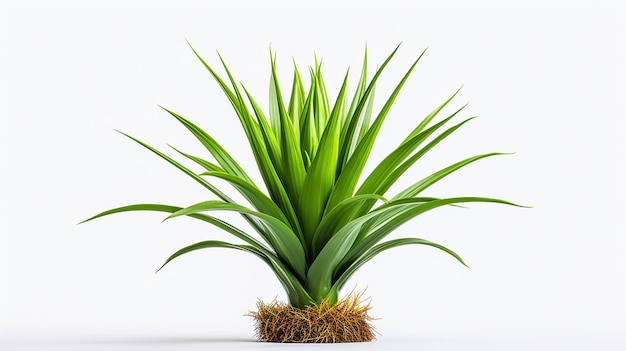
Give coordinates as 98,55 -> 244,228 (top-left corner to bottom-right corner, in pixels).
332,237 -> 467,295
402,86 -> 463,143
188,43 -> 297,232
166,200 -> 307,282
241,85 -> 283,172
299,69 -> 319,160
213,52 -> 290,198
160,106 -> 254,184
337,43 -> 405,174
352,109 -> 467,220
115,129 -> 267,244
343,112 -> 473,229
195,51 -> 296,229
376,117 -> 478,202
270,53 -> 307,210
350,82 -> 376,157
305,196 -> 436,302
200,171 -> 290,225
79,203 -> 270,253
392,152 -> 509,200
114,130 -> 232,202
337,197 -> 523,278
242,86 -> 305,242
357,113 -> 459,195
216,50 -> 255,118
353,197 -> 440,244
313,59 -> 331,136
269,54 -> 282,142
287,60 -> 305,131
342,45 -> 368,133
81,200 -> 314,308
304,218 -> 364,304
169,145 -> 224,173
298,69 -> 350,249
327,48 -> 426,212
157,240 -> 313,308
157,240 -> 268,271
311,194 -> 388,257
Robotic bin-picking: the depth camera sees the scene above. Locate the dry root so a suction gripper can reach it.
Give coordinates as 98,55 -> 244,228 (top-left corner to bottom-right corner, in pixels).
248,292 -> 376,343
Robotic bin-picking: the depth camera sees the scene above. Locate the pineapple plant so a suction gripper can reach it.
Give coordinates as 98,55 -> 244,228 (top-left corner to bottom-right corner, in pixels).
81,42 -> 520,342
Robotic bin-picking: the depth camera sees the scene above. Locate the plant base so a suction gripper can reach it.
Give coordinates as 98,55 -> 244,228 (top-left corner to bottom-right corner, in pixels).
248,293 -> 376,343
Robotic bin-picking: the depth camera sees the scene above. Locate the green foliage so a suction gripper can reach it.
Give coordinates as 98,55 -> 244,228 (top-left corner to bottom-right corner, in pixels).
81,43 -> 522,308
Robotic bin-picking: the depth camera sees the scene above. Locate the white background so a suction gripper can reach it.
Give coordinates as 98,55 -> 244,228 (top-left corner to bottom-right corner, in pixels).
1,1 -> 624,350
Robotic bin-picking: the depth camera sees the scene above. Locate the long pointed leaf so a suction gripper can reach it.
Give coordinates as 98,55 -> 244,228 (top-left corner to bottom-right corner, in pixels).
305,196 -> 437,302
201,171 -> 289,224
298,69 -> 350,249
337,43 -> 404,174
160,106 -> 254,184
332,237 -> 467,294
393,153 -> 509,200
347,112 -> 472,223
337,197 -> 523,277
402,86 -> 463,143
349,82 -> 376,157
342,45 -> 368,132
313,60 -> 331,135
299,70 -> 319,160
116,129 -> 266,242
80,203 -> 270,253
327,49 -> 426,212
356,109 -> 465,198
82,202 -> 313,307
288,60 -> 305,130
270,54 -> 306,208
166,201 -> 307,282
241,87 -> 305,243
188,43 -> 296,229
157,240 -> 268,271
186,40 -> 240,113
157,240 -> 313,308
169,146 -> 224,173
114,130 -> 231,202
242,86 -> 283,172
311,194 -> 388,256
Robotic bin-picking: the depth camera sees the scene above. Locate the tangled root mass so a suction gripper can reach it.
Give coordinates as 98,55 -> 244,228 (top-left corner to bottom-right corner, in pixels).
248,293 -> 376,343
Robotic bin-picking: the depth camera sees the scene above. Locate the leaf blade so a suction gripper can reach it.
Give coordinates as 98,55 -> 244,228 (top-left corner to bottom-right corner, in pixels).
157,240 -> 313,308
332,237 -> 468,294
328,48 -> 426,212
79,203 -> 271,252
166,200 -> 307,282
160,107 -> 254,184
337,196 -> 524,277
298,69 -> 350,248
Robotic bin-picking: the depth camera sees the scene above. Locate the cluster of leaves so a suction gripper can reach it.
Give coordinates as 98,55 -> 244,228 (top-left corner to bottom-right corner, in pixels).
82,42 -> 519,309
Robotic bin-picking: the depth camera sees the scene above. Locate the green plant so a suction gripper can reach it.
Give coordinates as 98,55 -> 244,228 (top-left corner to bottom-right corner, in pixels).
82,43 -> 519,309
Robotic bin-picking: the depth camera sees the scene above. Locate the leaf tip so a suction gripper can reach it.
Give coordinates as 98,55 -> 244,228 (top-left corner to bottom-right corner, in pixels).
454,84 -> 464,95
155,264 -> 166,274
161,214 -> 175,223
185,38 -> 197,52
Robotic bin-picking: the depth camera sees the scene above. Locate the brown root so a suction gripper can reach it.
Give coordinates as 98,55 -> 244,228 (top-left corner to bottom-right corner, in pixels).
248,292 -> 377,343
